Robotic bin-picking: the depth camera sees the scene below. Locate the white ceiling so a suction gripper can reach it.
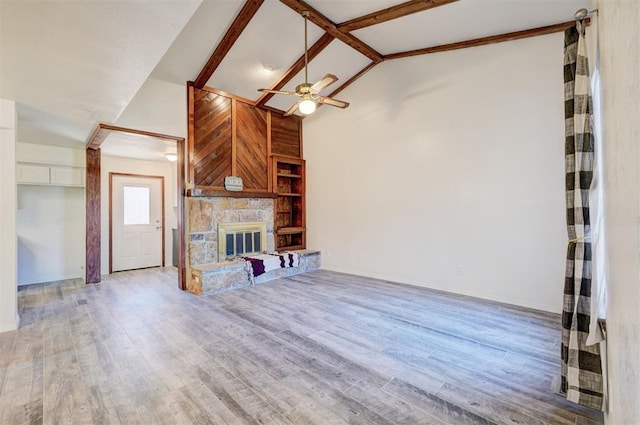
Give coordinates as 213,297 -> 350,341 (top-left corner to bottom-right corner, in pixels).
1,0 -> 590,161
0,0 -> 201,149
266,38 -> 371,112
205,0 -> 325,100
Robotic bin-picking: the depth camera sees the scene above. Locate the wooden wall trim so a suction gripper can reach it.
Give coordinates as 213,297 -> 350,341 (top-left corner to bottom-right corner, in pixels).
279,0 -> 383,62
198,84 -> 258,106
298,119 -> 303,159
337,0 -> 459,32
85,148 -> 101,284
194,0 -> 265,88
186,188 -> 277,198
266,111 -> 272,192
87,123 -> 183,148
187,83 -> 195,187
86,127 -> 110,150
177,138 -> 186,290
385,19 -> 585,60
231,99 -> 238,176
197,83 -> 303,117
255,33 -> 335,107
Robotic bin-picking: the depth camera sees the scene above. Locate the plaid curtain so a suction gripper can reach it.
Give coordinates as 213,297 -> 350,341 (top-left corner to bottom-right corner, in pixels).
559,24 -> 604,411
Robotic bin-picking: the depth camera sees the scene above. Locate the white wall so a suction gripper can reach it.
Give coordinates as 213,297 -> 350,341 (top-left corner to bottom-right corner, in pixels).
304,34 -> 568,313
16,143 -> 85,285
597,0 -> 640,423
101,155 -> 178,274
0,99 -> 18,332
17,142 -> 85,165
116,77 -> 187,138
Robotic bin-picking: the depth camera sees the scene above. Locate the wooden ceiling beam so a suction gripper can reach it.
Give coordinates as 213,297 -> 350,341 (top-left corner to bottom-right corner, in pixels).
85,125 -> 110,150
385,19 -> 585,60
255,33 -> 335,108
338,0 -> 459,32
279,0 -> 383,62
194,0 -> 264,89
85,123 -> 184,149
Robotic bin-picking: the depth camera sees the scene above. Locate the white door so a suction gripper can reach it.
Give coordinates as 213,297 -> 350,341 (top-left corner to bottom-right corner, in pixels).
111,175 -> 163,272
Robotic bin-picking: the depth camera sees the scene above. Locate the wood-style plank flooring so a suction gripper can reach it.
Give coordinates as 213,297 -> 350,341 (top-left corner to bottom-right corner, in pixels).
0,268 -> 603,424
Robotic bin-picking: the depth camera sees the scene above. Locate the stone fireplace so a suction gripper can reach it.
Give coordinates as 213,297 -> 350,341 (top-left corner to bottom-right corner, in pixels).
187,197 -> 275,266
186,196 -> 320,295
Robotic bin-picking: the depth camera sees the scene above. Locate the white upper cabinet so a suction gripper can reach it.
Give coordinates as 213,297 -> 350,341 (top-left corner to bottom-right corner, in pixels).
17,163 -> 85,187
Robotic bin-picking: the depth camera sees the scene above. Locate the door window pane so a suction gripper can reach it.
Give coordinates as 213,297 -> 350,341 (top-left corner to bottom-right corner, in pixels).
123,186 -> 150,225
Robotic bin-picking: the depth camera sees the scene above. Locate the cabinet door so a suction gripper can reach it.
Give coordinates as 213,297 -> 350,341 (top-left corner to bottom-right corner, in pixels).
17,164 -> 50,184
51,166 -> 83,186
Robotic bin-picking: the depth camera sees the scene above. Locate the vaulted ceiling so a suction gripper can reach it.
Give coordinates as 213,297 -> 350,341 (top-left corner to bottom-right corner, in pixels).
0,0 -> 589,155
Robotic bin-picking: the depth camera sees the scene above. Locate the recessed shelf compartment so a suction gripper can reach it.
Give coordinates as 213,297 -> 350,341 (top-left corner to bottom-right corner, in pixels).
272,156 -> 306,251
277,227 -> 305,235
277,172 -> 302,178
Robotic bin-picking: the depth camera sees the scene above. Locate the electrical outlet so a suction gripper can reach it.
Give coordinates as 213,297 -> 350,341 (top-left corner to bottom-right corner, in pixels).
456,265 -> 464,275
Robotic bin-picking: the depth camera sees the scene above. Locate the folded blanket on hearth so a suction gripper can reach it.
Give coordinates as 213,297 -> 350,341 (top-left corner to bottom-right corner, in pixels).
242,252 -> 300,279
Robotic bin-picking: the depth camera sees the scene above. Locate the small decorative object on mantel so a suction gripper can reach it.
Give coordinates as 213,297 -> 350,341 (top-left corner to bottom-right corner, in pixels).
224,176 -> 243,192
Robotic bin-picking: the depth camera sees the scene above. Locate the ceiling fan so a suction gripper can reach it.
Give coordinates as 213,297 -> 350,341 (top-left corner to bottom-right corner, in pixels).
258,10 -> 350,117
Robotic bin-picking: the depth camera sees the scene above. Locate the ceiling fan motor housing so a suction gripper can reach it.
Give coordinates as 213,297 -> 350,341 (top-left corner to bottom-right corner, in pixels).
296,82 -> 313,95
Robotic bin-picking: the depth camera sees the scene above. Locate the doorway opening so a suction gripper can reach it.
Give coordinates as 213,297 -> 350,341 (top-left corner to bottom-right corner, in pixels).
85,123 -> 186,289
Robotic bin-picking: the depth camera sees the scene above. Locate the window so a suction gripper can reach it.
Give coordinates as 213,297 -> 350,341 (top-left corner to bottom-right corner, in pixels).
123,185 -> 150,225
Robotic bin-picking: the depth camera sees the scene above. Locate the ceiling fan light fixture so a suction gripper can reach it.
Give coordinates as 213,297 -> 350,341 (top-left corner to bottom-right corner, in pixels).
299,98 -> 316,115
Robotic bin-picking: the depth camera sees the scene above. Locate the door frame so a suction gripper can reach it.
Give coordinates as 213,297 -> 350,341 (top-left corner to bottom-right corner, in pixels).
109,172 -> 165,274
85,123 -> 186,289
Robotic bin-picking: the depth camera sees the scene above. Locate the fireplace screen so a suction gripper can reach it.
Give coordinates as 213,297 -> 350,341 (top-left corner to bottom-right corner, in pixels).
218,221 -> 267,260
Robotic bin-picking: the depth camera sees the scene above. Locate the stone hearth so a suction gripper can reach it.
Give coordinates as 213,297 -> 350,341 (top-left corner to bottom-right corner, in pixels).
188,250 -> 321,295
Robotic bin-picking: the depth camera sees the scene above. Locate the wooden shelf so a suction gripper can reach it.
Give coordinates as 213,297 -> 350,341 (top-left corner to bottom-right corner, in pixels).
273,155 -> 306,251
276,227 -> 305,235
278,244 -> 306,251
187,188 -> 277,198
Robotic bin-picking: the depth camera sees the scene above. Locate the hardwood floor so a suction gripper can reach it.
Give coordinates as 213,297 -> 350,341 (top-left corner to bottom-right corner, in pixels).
0,268 -> 603,425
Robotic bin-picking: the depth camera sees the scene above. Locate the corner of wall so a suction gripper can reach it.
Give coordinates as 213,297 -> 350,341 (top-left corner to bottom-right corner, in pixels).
0,99 -> 18,333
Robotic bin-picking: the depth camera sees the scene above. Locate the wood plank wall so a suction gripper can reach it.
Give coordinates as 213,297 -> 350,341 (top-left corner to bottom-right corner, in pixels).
193,90 -> 233,187
188,84 -> 303,195
271,113 -> 302,158
236,102 -> 268,192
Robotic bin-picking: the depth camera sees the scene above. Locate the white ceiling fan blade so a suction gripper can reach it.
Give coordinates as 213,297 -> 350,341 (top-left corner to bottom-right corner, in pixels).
310,74 -> 338,93
258,88 -> 298,96
283,102 -> 300,117
317,96 -> 349,109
